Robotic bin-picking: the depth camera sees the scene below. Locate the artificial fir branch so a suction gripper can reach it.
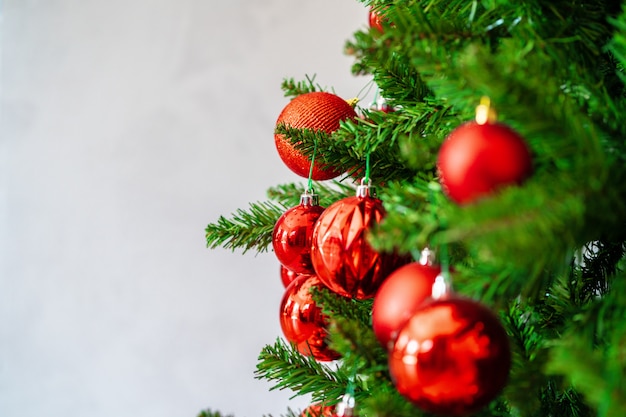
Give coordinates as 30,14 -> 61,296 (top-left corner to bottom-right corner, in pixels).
255,338 -> 351,405
205,201 -> 286,253
197,409 -> 235,417
266,181 -> 356,208
281,75 -> 325,98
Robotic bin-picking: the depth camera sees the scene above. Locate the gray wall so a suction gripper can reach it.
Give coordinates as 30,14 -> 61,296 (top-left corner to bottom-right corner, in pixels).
1,1 -> 372,416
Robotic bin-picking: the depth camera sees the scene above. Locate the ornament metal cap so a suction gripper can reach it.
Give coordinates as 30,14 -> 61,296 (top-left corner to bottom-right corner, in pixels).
356,178 -> 376,198
431,273 -> 451,299
300,189 -> 319,206
334,393 -> 356,417
419,246 -> 435,265
475,96 -> 498,125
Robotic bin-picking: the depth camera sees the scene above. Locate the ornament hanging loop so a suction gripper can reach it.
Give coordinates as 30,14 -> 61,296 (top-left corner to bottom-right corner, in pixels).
356,177 -> 376,198
475,96 -> 498,125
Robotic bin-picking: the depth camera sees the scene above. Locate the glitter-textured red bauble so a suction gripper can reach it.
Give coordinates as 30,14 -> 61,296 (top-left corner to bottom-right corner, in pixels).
311,184 -> 407,299
372,262 -> 441,349
275,92 -> 357,180
389,297 -> 511,416
279,275 -> 340,361
437,121 -> 532,205
273,194 -> 325,274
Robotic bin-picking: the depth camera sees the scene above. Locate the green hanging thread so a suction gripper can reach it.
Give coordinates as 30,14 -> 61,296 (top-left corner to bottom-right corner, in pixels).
364,143 -> 371,185
307,140 -> 318,194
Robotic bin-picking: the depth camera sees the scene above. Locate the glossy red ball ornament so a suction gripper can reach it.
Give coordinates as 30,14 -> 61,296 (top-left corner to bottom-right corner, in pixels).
275,92 -> 357,180
273,193 -> 325,275
437,121 -> 532,205
311,182 -> 408,299
279,275 -> 340,362
372,262 -> 441,349
389,297 -> 511,416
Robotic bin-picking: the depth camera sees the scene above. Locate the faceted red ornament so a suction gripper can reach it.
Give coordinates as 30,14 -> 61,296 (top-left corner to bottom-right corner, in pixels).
275,92 -> 357,180
389,297 -> 511,416
437,121 -> 532,205
372,262 -> 441,349
279,275 -> 340,362
273,193 -> 325,275
311,183 -> 408,299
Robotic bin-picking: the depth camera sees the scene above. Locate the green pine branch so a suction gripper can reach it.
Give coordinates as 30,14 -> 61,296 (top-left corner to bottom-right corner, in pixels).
280,75 -> 326,98
205,200 -> 286,254
255,338 -> 352,405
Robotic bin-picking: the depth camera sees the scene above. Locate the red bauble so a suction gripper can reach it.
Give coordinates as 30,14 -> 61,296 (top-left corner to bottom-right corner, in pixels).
275,92 -> 357,180
280,265 -> 311,288
279,275 -> 340,361
368,7 -> 385,33
437,121 -> 532,205
273,194 -> 325,274
372,262 -> 441,349
311,183 -> 407,299
388,297 -> 511,416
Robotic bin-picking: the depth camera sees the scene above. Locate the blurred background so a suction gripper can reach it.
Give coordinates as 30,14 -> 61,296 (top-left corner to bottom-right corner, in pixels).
1,1 -> 372,416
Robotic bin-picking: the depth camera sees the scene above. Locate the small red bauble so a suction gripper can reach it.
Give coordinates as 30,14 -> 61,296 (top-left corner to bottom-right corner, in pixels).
273,193 -> 325,275
372,262 -> 441,349
389,297 -> 511,416
279,275 -> 340,362
280,265 -> 311,288
437,121 -> 532,205
275,92 -> 357,180
368,7 -> 385,33
311,182 -> 408,299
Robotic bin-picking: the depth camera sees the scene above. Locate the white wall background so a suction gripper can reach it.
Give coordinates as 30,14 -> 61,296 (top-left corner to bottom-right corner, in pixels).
0,1 -> 373,416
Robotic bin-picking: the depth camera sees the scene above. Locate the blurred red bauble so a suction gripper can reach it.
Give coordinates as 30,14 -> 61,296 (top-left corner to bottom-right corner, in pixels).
280,265 -> 311,288
372,262 -> 441,349
389,297 -> 511,416
275,92 -> 357,180
369,7 -> 385,33
273,193 -> 325,274
279,275 -> 340,361
311,183 -> 408,299
437,121 -> 532,205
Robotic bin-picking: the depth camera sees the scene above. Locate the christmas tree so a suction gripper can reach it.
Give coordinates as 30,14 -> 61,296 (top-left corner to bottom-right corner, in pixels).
204,1 -> 626,416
